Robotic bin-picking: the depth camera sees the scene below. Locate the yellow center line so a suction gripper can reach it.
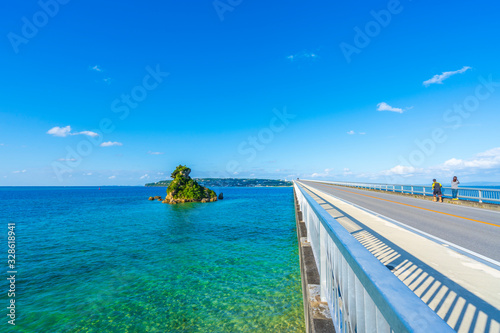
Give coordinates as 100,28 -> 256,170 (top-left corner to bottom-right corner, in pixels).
316,184 -> 500,228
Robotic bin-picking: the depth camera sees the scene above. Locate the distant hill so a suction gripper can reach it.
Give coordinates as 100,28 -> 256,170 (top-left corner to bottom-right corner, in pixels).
145,178 -> 293,187
145,180 -> 172,187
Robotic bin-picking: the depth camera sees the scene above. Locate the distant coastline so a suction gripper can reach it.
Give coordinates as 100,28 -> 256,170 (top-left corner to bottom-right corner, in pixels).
145,178 -> 293,187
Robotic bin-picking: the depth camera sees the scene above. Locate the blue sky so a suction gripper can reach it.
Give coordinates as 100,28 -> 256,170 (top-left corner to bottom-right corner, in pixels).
1,0 -> 500,185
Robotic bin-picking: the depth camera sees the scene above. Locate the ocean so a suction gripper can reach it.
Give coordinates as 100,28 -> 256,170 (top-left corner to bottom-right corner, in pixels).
0,186 -> 304,332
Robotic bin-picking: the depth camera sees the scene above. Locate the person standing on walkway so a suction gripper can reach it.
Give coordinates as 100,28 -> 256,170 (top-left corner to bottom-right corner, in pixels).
451,176 -> 460,200
432,179 -> 443,202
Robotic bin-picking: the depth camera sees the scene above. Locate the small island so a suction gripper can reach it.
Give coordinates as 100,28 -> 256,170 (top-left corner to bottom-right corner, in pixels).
150,165 -> 218,204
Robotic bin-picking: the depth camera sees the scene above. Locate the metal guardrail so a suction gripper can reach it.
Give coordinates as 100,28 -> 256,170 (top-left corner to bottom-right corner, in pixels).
305,180 -> 500,204
294,181 -> 454,333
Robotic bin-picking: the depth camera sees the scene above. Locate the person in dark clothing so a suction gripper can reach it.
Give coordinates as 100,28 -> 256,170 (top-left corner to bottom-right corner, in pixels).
432,179 -> 443,202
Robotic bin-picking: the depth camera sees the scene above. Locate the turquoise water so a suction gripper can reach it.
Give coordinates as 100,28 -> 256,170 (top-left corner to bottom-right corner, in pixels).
0,187 -> 304,332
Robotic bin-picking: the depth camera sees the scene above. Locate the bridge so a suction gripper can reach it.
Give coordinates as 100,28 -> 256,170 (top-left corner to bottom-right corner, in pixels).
293,180 -> 500,333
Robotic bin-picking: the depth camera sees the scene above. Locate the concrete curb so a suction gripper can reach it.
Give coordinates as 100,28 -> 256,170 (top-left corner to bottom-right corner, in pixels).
294,189 -> 335,333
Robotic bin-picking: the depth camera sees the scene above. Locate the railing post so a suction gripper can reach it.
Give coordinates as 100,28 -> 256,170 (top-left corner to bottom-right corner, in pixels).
320,224 -> 327,302
423,187 -> 426,196
306,206 -> 312,243
478,190 -> 483,203
411,186 -> 414,195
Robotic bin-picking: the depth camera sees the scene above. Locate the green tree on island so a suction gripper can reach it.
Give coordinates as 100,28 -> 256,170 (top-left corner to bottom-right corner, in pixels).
163,165 -> 217,204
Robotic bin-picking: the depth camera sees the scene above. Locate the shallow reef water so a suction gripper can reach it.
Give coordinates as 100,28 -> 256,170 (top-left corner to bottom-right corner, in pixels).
0,186 -> 304,332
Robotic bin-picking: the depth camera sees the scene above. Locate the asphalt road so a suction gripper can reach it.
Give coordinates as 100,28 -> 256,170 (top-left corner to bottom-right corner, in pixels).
299,180 -> 500,262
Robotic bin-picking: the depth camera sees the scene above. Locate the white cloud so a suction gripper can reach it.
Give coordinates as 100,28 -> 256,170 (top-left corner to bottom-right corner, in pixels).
75,130 -> 99,137
83,172 -> 93,176
287,51 -> 318,62
477,147 -> 500,157
47,126 -> 72,137
347,130 -> 355,135
380,147 -> 500,179
442,158 -> 463,168
382,165 -> 421,176
147,151 -> 164,155
140,174 -> 149,180
47,126 -> 98,138
58,158 -> 77,162
12,170 -> 27,173
100,141 -> 123,147
0,143 -> 5,146
108,175 -> 116,179
377,102 -> 404,113
359,132 -> 366,135
343,168 -> 353,175
441,147 -> 500,170
423,66 -> 471,86
311,168 -> 334,178
89,65 -> 112,84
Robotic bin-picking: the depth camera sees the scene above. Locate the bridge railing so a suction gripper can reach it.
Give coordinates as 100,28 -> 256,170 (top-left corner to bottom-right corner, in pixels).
294,181 -> 454,333
305,180 -> 500,204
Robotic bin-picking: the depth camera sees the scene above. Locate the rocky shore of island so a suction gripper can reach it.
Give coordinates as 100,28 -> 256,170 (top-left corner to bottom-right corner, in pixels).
149,165 -> 219,204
